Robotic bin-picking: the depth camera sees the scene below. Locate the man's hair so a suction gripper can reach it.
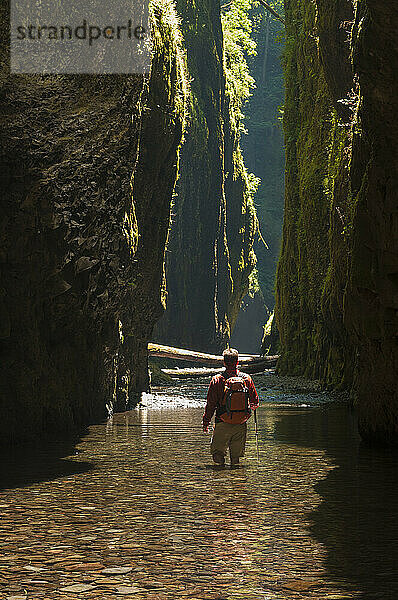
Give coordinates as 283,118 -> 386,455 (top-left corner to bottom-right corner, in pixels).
223,347 -> 239,366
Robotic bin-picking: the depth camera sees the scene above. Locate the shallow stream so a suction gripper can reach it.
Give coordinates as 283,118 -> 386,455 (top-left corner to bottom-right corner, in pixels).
1,374 -> 397,599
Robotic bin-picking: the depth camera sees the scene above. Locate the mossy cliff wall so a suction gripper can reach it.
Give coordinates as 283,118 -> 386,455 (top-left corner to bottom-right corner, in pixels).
275,0 -> 398,443
242,6 -> 285,311
275,0 -> 352,384
0,1 -> 186,443
347,0 -> 398,443
154,0 -> 257,353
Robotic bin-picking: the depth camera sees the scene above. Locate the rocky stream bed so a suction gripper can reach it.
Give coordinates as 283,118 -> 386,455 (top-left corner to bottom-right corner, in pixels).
0,373 -> 397,599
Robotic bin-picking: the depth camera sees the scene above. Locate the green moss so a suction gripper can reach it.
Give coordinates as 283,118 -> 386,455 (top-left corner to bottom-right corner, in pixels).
148,359 -> 173,385
275,0 -> 354,386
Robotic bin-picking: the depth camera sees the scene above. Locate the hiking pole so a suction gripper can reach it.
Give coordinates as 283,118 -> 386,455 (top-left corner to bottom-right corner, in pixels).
254,409 -> 260,462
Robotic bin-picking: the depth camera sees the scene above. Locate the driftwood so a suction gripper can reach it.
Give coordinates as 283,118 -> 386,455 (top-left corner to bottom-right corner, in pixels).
148,342 -> 277,367
148,343 -> 278,379
162,359 -> 277,379
162,367 -> 226,379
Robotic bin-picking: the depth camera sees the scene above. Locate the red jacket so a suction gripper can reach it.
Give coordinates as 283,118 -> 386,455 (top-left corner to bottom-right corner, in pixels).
202,367 -> 259,427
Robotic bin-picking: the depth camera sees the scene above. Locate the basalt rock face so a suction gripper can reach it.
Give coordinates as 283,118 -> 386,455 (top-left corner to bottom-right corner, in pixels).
275,0 -> 352,385
347,0 -> 398,444
0,1 -> 186,444
275,0 -> 398,443
154,0 -> 257,353
315,0 -> 354,122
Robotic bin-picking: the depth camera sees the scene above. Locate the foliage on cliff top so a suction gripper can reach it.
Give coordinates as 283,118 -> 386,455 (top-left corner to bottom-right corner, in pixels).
222,0 -> 256,123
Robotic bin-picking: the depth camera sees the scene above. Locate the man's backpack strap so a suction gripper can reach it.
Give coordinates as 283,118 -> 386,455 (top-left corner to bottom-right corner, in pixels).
216,374 -> 227,418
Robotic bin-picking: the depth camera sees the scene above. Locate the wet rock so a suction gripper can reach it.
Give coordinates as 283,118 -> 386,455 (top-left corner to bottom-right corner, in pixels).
101,567 -> 133,575
59,583 -> 96,592
75,256 -> 99,274
324,596 -> 355,599
275,0 -> 398,444
280,578 -> 320,591
0,1 -> 187,443
62,562 -> 104,571
154,0 -> 257,353
114,586 -> 144,594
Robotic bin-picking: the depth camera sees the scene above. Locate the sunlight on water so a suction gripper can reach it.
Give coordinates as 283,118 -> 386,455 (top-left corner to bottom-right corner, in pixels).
140,374 -> 333,411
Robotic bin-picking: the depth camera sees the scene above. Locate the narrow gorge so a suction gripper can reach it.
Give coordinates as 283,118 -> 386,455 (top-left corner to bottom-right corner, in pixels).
1,0 -> 397,447
1,3 -> 398,598
154,0 -> 259,353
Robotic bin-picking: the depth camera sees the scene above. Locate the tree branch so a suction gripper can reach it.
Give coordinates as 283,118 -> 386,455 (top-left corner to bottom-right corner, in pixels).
256,0 -> 285,26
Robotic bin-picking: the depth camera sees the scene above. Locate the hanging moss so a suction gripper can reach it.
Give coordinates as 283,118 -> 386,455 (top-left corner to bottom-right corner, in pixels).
275,0 -> 342,380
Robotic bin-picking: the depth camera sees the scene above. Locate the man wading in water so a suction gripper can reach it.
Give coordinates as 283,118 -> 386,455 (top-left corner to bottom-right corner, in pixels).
202,348 -> 259,467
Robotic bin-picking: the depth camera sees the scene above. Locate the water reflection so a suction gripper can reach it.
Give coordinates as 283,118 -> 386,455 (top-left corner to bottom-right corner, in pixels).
275,406 -> 398,600
0,378 -> 396,599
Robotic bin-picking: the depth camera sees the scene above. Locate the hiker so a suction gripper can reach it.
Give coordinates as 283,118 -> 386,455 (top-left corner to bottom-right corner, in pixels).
202,348 -> 259,467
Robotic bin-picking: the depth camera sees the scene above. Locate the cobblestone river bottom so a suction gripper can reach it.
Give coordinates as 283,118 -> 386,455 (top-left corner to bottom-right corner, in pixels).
1,375 -> 397,600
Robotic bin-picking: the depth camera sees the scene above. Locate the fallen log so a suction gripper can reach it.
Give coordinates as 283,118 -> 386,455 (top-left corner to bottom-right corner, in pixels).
162,358 -> 277,379
148,342 -> 277,367
162,367 -> 225,379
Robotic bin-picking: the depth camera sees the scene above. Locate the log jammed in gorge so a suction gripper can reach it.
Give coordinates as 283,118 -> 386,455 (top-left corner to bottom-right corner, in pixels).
149,342 -> 262,365
148,343 -> 277,378
161,363 -> 275,378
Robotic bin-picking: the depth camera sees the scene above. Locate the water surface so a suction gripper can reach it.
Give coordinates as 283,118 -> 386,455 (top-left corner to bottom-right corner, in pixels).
1,374 -> 397,599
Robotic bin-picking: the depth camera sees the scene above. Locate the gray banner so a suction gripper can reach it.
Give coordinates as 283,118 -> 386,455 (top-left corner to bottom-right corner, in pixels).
11,0 -> 151,74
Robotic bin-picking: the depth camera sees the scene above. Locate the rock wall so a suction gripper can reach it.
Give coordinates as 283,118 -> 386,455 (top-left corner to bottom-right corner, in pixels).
347,0 -> 398,443
154,0 -> 258,353
275,0 -> 398,443
0,0 -> 187,443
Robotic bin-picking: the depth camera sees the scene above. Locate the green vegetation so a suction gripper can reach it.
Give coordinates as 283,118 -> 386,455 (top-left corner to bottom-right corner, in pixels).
222,0 -> 256,122
275,0 -> 398,443
221,0 -> 285,314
